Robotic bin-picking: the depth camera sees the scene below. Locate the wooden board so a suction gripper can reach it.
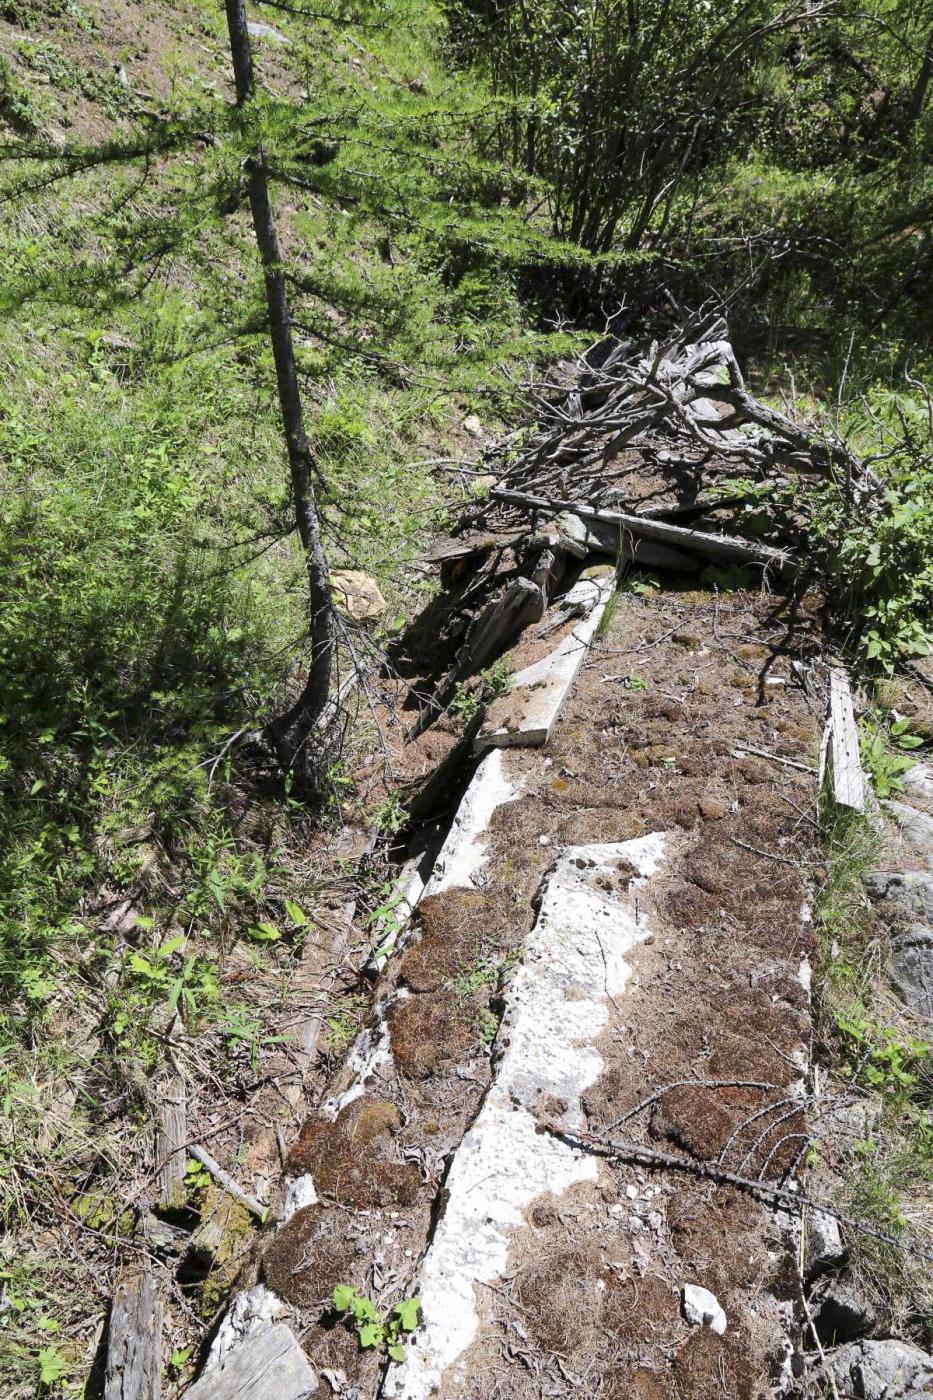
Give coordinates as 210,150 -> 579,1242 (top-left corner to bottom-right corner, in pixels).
185,1323 -> 318,1399
104,1269 -> 163,1400
829,667 -> 866,812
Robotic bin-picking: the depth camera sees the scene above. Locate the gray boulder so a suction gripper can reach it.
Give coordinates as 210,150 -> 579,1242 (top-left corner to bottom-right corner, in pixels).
863,871 -> 933,924
888,924 -> 933,1019
884,801 -> 933,862
824,1338 -> 933,1399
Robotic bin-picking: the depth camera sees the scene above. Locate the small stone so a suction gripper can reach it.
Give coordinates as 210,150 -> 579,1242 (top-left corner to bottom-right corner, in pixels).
247,18 -> 290,42
331,569 -> 386,622
681,1284 -> 727,1335
625,1183 -> 639,1200
805,1209 -> 845,1280
463,414 -> 485,438
538,835 -> 551,846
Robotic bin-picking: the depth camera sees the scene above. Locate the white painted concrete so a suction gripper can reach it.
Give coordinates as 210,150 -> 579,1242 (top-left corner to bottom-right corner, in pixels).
477,576 -> 614,751
421,748 -> 525,895
382,834 -> 667,1400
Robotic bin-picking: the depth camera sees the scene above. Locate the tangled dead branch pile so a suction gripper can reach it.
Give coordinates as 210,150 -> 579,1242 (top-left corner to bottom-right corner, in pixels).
464,312 -> 883,580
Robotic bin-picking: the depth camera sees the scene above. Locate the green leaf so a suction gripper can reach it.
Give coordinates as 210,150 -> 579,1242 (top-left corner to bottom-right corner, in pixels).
38,1346 -> 67,1385
358,1322 -> 383,1348
159,934 -> 186,959
393,1297 -> 421,1331
248,922 -> 281,942
388,1342 -> 407,1362
332,1284 -> 354,1313
29,779 -> 45,795
284,899 -> 307,927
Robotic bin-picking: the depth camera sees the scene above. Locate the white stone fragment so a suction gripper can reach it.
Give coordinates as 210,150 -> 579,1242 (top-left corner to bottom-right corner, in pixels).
682,1284 -> 727,1335
281,1173 -> 318,1223
382,835 -> 666,1400
477,576 -> 614,751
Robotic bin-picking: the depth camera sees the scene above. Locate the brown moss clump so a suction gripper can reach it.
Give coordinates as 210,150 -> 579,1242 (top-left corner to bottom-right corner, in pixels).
668,1188 -> 769,1295
602,1274 -> 679,1346
397,889 -> 487,992
286,1098 -> 419,1208
658,881 -> 718,929
387,992 -> 473,1078
650,1085 -> 737,1160
672,1326 -> 754,1400
262,1206 -> 357,1307
512,1247 -> 603,1355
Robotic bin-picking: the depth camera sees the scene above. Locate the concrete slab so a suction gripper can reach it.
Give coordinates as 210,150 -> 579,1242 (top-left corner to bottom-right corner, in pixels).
382,834 -> 667,1400
476,576 -> 614,752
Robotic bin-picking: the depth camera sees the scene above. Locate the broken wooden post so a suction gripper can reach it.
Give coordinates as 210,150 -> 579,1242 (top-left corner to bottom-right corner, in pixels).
156,1072 -> 187,1210
104,1268 -> 163,1400
827,667 -> 866,812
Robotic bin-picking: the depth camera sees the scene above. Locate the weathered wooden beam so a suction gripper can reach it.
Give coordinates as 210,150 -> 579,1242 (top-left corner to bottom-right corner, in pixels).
156,1072 -> 187,1210
493,487 -> 796,575
105,1269 -> 163,1400
828,667 -> 866,812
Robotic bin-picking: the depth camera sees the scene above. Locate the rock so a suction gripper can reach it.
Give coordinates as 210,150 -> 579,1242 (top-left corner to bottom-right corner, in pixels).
824,1338 -> 933,1399
247,19 -> 290,43
903,763 -> 933,811
805,1209 -> 846,1280
812,1271 -> 879,1346
863,870 -> 933,923
330,570 -> 386,622
681,1284 -> 727,1335
888,924 -> 933,1018
884,801 -> 933,861
463,414 -> 485,438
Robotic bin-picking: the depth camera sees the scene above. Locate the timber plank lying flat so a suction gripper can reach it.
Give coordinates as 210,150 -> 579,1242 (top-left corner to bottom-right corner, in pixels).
185,1323 -> 318,1399
104,1270 -> 163,1400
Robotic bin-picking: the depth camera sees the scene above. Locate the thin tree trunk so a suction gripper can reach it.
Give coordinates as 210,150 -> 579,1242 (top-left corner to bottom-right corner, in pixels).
224,0 -> 334,787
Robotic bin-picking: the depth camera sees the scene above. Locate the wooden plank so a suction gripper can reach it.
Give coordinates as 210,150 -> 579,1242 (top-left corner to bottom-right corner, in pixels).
156,1072 -> 187,1210
185,1323 -> 318,1400
105,1269 -> 163,1400
829,668 -> 866,812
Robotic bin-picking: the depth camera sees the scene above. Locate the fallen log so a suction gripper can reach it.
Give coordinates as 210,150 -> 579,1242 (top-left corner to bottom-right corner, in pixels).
156,1072 -> 187,1210
492,487 -> 797,575
104,1268 -> 163,1400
